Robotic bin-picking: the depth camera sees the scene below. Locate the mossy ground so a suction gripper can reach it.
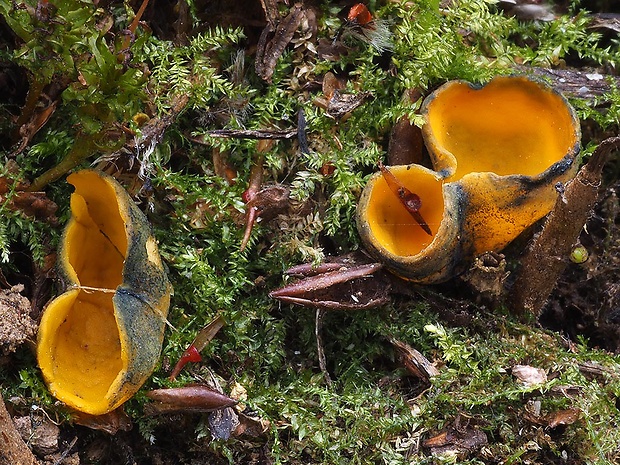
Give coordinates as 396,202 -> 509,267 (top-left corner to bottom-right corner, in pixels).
1,0 -> 620,463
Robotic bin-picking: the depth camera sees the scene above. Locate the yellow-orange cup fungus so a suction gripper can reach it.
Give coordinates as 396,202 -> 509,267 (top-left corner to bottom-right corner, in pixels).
38,169 -> 172,415
357,76 -> 581,283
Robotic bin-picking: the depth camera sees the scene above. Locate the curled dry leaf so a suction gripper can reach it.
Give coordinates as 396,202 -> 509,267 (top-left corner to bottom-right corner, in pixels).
270,260 -> 390,310
512,365 -> 548,386
544,408 -> 581,429
233,411 -> 271,439
387,89 -> 426,167
256,4 -> 305,82
71,408 -> 132,434
145,385 -> 237,415
0,166 -> 58,225
314,72 -> 371,119
390,338 -> 439,382
424,427 -> 488,456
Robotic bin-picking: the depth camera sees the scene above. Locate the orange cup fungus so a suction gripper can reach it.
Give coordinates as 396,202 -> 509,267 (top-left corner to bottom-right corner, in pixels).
37,169 -> 172,415
357,76 -> 581,283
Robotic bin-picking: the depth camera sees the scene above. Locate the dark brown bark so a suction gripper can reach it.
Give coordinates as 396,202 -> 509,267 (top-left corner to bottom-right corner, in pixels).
510,137 -> 620,316
0,394 -> 40,465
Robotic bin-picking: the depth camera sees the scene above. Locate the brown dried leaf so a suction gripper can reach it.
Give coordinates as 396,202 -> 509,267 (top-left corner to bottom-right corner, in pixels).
544,408 -> 581,428
72,408 -> 132,434
588,13 -> 620,34
326,90 -> 371,119
233,411 -> 271,439
424,427 -> 488,455
512,365 -> 548,386
255,4 -> 305,82
390,338 -> 439,381
10,191 -> 59,224
145,385 -> 237,415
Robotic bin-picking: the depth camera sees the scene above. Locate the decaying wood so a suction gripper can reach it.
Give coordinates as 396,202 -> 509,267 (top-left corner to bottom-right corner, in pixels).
525,67 -> 620,102
510,136 -> 620,316
0,394 -> 40,465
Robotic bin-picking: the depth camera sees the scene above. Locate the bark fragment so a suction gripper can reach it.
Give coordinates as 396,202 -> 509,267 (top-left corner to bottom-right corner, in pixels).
0,395 -> 39,465
510,137 -> 620,316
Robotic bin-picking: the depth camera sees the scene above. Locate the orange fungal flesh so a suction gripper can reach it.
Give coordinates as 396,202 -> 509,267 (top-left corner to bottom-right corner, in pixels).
365,165 -> 444,257
426,78 -> 577,181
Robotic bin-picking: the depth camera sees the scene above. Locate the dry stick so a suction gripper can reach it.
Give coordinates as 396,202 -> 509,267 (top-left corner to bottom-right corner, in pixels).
510,136 -> 620,316
316,308 -> 333,386
0,394 -> 40,465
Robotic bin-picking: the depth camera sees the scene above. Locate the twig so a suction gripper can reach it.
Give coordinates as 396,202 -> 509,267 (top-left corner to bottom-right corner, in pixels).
52,436 -> 77,465
194,129 -> 297,140
510,136 -> 620,316
316,308 -> 332,386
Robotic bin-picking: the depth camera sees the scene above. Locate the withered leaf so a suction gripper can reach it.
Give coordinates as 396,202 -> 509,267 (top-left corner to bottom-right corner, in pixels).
326,90 -> 372,119
544,408 -> 581,428
72,408 -> 132,434
270,262 -> 390,310
588,13 -> 620,34
233,411 -> 271,439
145,385 -> 237,415
390,338 -> 439,381
424,427 -> 488,455
256,4 -> 304,82
10,191 -> 59,224
512,365 -> 548,386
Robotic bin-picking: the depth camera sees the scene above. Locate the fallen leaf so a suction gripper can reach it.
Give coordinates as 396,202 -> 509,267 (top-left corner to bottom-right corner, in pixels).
72,408 -> 132,434
512,365 -> 547,386
424,426 -> 488,456
390,338 -> 439,381
145,385 -> 237,415
544,408 -> 581,429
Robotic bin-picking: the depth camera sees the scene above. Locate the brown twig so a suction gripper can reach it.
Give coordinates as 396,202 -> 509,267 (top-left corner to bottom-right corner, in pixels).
510,136 -> 620,316
316,308 -> 332,386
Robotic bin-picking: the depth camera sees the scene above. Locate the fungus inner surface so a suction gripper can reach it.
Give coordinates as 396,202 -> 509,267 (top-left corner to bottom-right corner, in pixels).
426,78 -> 577,181
50,172 -> 127,405
366,166 -> 444,256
